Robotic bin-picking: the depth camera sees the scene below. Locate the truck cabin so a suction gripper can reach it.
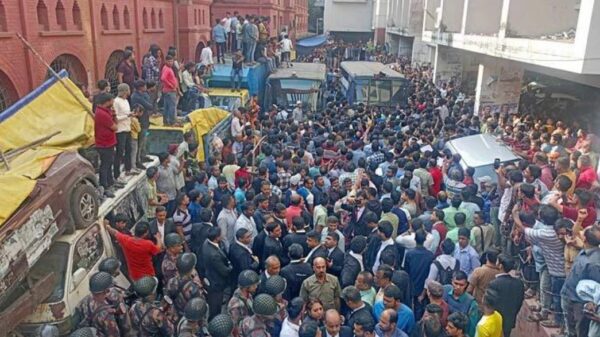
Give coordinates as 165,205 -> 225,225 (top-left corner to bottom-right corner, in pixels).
265,62 -> 327,111
146,108 -> 232,164
340,61 -> 409,107
206,62 -> 268,107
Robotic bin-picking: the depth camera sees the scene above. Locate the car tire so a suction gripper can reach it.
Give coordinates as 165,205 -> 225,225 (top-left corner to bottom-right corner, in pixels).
71,184 -> 99,229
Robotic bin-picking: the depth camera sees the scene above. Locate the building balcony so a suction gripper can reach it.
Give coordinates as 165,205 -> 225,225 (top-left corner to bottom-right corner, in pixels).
422,0 -> 600,74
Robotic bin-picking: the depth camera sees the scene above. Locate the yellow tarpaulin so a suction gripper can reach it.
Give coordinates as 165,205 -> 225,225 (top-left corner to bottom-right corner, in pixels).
187,108 -> 230,162
0,71 -> 93,226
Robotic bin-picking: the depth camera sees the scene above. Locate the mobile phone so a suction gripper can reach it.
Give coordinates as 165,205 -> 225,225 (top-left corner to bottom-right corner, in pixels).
493,158 -> 501,170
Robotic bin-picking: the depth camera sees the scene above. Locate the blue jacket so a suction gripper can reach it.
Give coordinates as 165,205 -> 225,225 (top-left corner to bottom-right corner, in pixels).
212,24 -> 227,43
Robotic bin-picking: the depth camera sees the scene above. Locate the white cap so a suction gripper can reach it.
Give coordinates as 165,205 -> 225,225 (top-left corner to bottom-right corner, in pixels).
290,174 -> 301,186
477,176 -> 493,184
296,100 -> 302,105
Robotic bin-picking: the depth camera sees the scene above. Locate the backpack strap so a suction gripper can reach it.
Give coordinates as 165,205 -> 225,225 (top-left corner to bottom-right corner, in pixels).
83,298 -> 113,328
433,260 -> 444,282
476,225 -> 485,253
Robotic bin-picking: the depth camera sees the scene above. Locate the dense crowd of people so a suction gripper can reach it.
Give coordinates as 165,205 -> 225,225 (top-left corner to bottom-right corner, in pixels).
79,34 -> 600,337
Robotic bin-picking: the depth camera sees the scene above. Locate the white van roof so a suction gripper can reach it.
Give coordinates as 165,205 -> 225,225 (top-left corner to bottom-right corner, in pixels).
445,134 -> 520,168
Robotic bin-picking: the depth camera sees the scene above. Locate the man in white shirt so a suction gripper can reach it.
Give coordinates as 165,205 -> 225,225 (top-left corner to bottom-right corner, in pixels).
231,109 -> 243,137
113,83 -> 136,178
280,298 -> 304,337
234,203 -> 258,244
280,34 -> 293,68
200,41 -> 214,71
292,101 -> 303,123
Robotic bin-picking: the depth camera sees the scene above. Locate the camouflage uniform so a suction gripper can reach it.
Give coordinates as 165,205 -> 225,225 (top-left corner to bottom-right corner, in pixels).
105,286 -> 132,333
161,251 -> 179,286
227,288 -> 254,334
240,315 -> 271,337
177,318 -> 200,337
275,298 -> 288,323
165,273 -> 204,318
129,300 -> 174,337
76,295 -> 121,337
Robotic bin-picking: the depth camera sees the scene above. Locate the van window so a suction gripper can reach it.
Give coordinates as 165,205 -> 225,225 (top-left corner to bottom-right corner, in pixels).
0,242 -> 71,307
146,129 -> 186,156
106,177 -> 149,228
72,225 -> 104,274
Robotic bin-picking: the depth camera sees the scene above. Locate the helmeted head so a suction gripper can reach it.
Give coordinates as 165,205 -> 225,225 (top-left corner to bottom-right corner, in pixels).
208,314 -> 235,337
238,269 -> 260,290
98,257 -> 121,277
133,276 -> 158,298
253,294 -> 279,317
89,271 -> 113,294
184,297 -> 208,322
264,275 -> 287,298
176,253 -> 197,274
69,328 -> 96,337
165,233 -> 183,249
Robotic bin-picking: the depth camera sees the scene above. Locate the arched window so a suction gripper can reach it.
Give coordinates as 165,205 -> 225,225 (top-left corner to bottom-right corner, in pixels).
201,10 -> 205,25
72,1 -> 82,30
112,5 -> 120,30
142,8 -> 148,29
56,0 -> 67,30
194,9 -> 197,26
37,0 -> 49,31
150,8 -> 156,29
123,6 -> 130,29
0,70 -> 18,114
0,1 -> 7,32
100,4 -> 108,30
158,9 -> 164,29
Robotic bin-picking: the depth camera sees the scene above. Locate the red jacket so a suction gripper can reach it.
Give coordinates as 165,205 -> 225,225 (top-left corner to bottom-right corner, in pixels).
160,65 -> 178,93
94,105 -> 117,148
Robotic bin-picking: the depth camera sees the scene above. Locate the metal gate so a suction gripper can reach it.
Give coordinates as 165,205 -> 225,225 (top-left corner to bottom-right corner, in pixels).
47,54 -> 87,87
0,72 -> 17,114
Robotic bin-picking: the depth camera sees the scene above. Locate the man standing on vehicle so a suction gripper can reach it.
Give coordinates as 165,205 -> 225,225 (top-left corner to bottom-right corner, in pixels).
105,221 -> 163,281
160,55 -> 179,126
75,271 -> 121,337
94,93 -> 118,198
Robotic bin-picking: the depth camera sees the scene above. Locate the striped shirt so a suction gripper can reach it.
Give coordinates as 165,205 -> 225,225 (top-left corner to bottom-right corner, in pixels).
524,225 -> 565,277
173,208 -> 192,243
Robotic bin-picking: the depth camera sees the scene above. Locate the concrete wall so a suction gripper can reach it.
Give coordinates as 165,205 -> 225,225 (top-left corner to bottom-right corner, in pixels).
464,0 -> 502,35
324,0 -> 373,33
440,0 -> 464,33
424,0 -> 440,31
474,57 -> 524,115
506,0 -> 579,38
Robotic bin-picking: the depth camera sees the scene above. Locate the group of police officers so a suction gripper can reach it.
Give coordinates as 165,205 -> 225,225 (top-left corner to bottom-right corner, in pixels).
62,232 -> 286,337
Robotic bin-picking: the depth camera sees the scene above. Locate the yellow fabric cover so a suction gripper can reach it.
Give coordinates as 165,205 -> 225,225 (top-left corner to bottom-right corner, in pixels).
0,76 -> 93,226
0,79 -> 93,151
187,108 -> 230,161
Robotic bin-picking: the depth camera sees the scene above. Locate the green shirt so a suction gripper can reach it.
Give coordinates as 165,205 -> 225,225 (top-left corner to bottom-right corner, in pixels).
300,274 -> 341,312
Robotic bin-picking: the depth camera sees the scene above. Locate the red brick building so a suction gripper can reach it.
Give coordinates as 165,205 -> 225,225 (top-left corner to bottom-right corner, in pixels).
0,0 -> 308,113
210,0 -> 309,40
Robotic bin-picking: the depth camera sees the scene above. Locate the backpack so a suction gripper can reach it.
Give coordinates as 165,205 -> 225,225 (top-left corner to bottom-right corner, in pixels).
434,259 -> 460,285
